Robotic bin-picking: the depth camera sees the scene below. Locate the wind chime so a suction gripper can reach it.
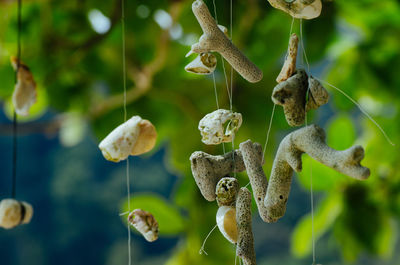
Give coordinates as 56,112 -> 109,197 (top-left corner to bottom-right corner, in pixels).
186,0 -> 371,264
0,0 -> 35,230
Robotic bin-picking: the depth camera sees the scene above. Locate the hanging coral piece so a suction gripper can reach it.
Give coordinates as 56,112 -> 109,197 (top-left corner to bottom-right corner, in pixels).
264,125 -> 370,222
236,187 -> 256,265
185,52 -> 217,75
190,149 -> 246,201
10,56 -> 37,116
99,116 -> 157,162
276,33 -> 299,83
0,199 -> 33,229
267,0 -> 322,20
198,109 -> 242,145
189,0 -> 263,83
272,70 -> 329,126
128,209 -> 159,242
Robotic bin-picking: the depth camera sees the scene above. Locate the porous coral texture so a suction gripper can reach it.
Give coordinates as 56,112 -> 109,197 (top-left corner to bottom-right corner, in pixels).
264,125 -> 370,222
190,0 -> 263,83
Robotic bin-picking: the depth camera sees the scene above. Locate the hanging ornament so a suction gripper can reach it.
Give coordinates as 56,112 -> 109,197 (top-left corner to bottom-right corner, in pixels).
10,56 -> 37,116
198,109 -> 242,145
99,116 -> 157,162
267,0 -> 322,20
185,52 -> 217,75
188,0 -> 263,83
0,199 -> 33,229
128,209 -> 159,242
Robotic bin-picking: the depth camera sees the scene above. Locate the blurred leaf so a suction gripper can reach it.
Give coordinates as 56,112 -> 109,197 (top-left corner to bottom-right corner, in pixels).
327,113 -> 356,150
291,192 -> 343,257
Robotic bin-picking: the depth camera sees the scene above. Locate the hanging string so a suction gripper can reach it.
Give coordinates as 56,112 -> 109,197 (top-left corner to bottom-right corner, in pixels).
11,0 -> 22,199
199,223 -> 218,255
314,77 -> 395,146
300,19 -> 316,265
121,1 -> 132,265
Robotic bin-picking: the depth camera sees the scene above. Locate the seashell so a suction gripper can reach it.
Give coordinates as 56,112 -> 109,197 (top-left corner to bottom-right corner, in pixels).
198,109 -> 242,145
216,206 -> 238,244
10,56 -> 37,116
0,199 -> 33,229
128,209 -> 159,242
99,116 -> 157,162
185,53 -> 217,75
267,0 -> 322,20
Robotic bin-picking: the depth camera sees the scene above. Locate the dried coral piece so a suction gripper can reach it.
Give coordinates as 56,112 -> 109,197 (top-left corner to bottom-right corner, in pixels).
267,0 -> 322,20
264,125 -> 370,222
272,69 -> 308,126
236,188 -> 256,265
199,109 -> 242,145
128,209 -> 159,242
239,140 -> 272,223
190,0 -> 263,83
10,56 -> 37,116
276,33 -> 299,83
185,52 -> 217,75
99,116 -> 157,162
272,70 -> 329,126
216,206 -> 238,244
305,76 -> 329,111
216,177 -> 240,207
190,150 -> 247,201
0,199 -> 33,229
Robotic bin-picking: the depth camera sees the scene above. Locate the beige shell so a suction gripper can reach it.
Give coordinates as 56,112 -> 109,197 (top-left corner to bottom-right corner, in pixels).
0,199 -> 33,229
198,109 -> 242,145
267,0 -> 322,20
99,116 -> 157,162
10,56 -> 37,116
185,53 -> 217,75
216,206 -> 238,244
128,209 -> 159,242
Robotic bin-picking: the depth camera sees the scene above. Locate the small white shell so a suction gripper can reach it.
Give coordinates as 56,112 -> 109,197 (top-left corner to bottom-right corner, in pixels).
216,206 -> 238,244
268,0 -> 322,20
99,116 -> 157,162
128,209 -> 159,242
10,57 -> 37,116
0,199 -> 33,229
198,109 -> 242,145
185,53 -> 217,75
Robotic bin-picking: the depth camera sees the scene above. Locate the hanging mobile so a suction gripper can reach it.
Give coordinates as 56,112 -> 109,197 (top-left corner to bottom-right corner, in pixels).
0,0 -> 35,230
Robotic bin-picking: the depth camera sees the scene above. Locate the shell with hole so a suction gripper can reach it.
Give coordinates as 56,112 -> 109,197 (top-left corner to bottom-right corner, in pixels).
0,199 -> 33,229
10,56 -> 37,116
185,53 -> 217,75
198,109 -> 242,145
216,206 -> 238,244
99,116 -> 157,162
267,0 -> 322,20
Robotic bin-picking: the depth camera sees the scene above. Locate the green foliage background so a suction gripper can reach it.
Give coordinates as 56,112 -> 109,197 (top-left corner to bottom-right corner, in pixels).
0,0 -> 400,264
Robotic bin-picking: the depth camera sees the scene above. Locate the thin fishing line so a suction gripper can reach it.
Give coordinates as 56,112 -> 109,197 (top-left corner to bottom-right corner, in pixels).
301,19 -> 316,264
121,1 -> 132,265
199,223 -> 218,255
300,19 -> 310,73
213,72 -> 220,109
315,77 -> 395,146
262,104 -> 276,163
12,0 -> 22,199
228,0 -> 236,177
